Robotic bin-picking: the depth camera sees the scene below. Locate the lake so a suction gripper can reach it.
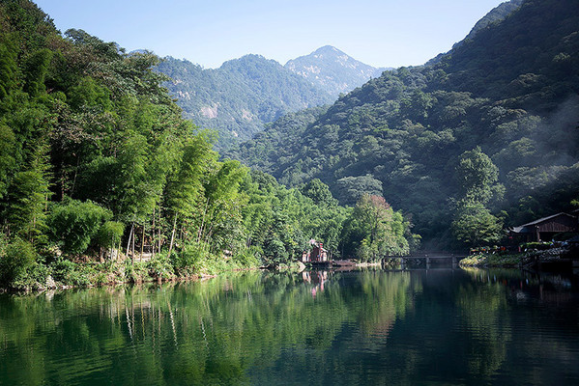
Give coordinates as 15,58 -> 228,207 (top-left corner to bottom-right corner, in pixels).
0,268 -> 577,385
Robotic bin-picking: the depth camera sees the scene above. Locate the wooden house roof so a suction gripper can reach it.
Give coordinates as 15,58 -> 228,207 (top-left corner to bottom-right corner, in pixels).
510,212 -> 578,234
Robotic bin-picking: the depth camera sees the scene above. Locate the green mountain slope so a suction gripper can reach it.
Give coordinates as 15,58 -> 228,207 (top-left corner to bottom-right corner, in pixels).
155,54 -> 335,151
227,0 -> 579,246
428,0 -> 525,65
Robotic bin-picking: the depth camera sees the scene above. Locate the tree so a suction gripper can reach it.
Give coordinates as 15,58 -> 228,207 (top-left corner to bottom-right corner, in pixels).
300,178 -> 337,206
453,148 -> 504,247
455,147 -> 500,204
165,131 -> 217,257
451,202 -> 503,246
336,175 -> 383,206
5,141 -> 52,245
341,195 -> 410,261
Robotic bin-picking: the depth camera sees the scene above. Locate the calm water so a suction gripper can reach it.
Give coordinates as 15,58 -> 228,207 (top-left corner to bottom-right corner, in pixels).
0,268 -> 577,386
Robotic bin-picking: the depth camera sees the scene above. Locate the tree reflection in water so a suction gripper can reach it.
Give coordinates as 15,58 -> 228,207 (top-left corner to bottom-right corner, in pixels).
0,269 -> 577,386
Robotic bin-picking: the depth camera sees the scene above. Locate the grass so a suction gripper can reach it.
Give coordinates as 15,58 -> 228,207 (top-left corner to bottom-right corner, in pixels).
460,252 -> 523,268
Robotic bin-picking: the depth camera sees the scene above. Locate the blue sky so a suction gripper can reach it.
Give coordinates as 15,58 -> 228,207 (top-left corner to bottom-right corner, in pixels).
34,0 -> 507,69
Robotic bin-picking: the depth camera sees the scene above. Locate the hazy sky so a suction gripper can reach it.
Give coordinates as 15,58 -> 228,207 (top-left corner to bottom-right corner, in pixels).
34,0 -> 507,69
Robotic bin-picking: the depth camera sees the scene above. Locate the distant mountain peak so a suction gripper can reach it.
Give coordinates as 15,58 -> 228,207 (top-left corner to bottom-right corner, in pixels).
285,46 -> 386,97
312,45 -> 344,55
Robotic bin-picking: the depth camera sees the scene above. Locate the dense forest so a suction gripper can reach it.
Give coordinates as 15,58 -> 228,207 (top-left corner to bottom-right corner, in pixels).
0,0 -> 413,290
227,0 -> 579,248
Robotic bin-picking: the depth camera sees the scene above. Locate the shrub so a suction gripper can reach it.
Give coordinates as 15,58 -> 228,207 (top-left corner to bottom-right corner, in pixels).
94,221 -> 125,250
521,242 -> 551,251
147,256 -> 176,280
0,237 -> 37,284
125,260 -> 149,282
51,259 -> 91,286
234,246 -> 262,267
48,198 -> 112,255
177,242 -> 209,269
11,263 -> 52,290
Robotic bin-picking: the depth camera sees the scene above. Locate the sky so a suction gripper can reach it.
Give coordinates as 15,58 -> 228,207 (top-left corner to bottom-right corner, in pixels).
34,0 -> 507,69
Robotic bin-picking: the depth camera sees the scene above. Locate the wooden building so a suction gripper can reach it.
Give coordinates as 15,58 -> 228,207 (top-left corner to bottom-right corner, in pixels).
301,241 -> 329,263
509,212 -> 578,242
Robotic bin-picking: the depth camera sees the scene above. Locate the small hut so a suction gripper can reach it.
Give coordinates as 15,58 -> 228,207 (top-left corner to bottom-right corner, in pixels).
509,212 -> 578,243
301,240 -> 329,263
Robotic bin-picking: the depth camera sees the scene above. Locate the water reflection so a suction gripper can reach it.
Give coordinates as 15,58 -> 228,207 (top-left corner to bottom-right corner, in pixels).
0,269 -> 577,385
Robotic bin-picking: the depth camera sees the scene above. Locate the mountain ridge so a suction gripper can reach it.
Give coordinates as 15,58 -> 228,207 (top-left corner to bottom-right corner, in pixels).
155,46 -> 388,150
156,54 -> 334,150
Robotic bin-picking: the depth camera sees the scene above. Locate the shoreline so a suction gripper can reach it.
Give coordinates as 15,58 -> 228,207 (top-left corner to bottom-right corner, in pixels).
0,256 -> 267,294
459,247 -> 578,272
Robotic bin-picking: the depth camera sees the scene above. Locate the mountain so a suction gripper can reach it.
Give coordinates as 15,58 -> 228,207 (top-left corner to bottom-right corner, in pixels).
285,45 -> 389,97
427,0 -> 525,65
461,0 -> 525,42
155,47 -> 389,151
155,54 -> 335,150
226,0 -> 579,247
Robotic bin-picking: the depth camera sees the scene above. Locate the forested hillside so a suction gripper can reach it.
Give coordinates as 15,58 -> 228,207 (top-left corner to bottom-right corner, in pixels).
427,0 -> 524,65
155,55 -> 334,151
227,0 -> 579,247
0,0 -> 414,289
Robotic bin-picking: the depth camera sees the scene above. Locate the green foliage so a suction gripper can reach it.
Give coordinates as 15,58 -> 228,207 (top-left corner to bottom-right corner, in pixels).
455,147 -> 501,204
341,195 -> 410,261
301,178 -> 338,206
176,242 -> 209,270
0,237 -> 38,284
452,202 -> 503,247
0,0 -> 356,286
94,221 -> 125,250
146,255 -> 176,280
336,175 -> 383,206
233,245 -> 262,267
48,198 -> 112,255
2,0 -> 576,288
24,48 -> 53,97
67,76 -> 111,109
124,260 -> 149,283
263,238 -> 288,265
6,158 -> 52,244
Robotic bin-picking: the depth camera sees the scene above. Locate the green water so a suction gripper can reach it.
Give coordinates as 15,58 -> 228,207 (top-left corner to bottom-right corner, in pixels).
0,268 -> 577,385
